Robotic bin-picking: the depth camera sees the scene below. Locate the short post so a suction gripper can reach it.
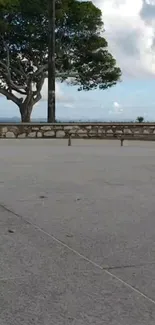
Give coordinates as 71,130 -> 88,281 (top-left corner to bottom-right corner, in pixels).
120,137 -> 124,147
68,134 -> 72,146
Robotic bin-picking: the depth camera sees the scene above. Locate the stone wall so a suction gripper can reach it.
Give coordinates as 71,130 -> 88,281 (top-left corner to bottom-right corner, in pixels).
0,123 -> 155,139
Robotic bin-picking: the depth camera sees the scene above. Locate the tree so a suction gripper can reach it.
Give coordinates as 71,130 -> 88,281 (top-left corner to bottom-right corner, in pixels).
0,0 -> 121,122
136,116 -> 144,123
0,0 -> 19,7
0,0 -> 16,4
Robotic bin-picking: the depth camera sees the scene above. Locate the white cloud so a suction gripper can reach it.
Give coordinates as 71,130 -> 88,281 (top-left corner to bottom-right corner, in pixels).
113,102 -> 123,114
109,101 -> 123,114
94,0 -> 155,77
113,101 -> 120,108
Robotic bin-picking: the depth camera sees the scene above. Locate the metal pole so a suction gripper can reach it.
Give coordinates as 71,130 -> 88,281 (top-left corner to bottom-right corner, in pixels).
68,134 -> 72,146
48,0 -> 55,122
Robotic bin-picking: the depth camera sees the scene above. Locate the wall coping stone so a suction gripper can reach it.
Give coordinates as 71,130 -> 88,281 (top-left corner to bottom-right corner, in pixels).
0,122 -> 155,127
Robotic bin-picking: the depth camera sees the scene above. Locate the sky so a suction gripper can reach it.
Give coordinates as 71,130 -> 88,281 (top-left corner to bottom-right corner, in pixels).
1,0 -> 155,121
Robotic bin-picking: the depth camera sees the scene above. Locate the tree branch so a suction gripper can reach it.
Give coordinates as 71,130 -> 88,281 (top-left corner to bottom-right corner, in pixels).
11,87 -> 27,95
0,39 -> 28,92
33,64 -> 48,77
33,73 -> 45,105
16,60 -> 27,79
33,93 -> 41,105
0,87 -> 23,106
0,60 -> 27,92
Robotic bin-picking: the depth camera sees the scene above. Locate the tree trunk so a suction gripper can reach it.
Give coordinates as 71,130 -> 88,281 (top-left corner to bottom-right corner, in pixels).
20,103 -> 33,123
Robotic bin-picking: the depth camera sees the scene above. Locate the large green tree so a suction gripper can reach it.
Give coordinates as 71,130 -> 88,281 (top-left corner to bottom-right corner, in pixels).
0,0 -> 17,4
0,0 -> 121,122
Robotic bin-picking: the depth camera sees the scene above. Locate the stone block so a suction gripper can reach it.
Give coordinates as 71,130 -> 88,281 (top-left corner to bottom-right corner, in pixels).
28,132 -> 36,138
1,127 -> 8,133
37,132 -> 42,138
56,130 -> 65,138
115,130 -> 123,134
89,130 -> 97,137
6,132 -> 15,138
54,126 -> 63,130
77,129 -> 87,134
106,129 -> 113,134
89,129 -> 97,134
124,129 -> 132,134
44,131 -> 55,137
78,133 -> 88,138
70,133 -> 76,137
18,133 -> 26,138
70,128 -> 78,133
98,130 -> 105,136
77,129 -> 88,137
98,129 -> 106,134
41,126 -> 51,131
64,126 -> 72,130
71,125 -> 80,129
32,127 -> 39,131
143,129 -> 150,134
10,127 -> 18,133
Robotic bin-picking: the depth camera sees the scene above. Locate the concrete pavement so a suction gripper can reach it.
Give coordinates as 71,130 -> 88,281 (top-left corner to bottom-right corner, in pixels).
1,139 -> 155,324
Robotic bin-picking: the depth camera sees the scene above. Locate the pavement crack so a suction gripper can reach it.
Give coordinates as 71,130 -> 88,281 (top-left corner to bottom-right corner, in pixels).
1,202 -> 155,306
103,262 -> 155,271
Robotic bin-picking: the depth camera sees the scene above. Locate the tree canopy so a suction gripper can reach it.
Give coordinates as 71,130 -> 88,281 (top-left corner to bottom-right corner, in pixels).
0,0 -> 18,7
0,0 -> 121,122
136,116 -> 144,123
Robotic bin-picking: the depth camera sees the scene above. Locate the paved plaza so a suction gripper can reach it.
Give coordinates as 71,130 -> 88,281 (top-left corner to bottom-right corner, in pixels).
1,139 -> 155,324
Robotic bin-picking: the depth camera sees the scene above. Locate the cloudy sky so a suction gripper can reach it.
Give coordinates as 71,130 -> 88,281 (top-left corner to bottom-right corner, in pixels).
1,0 -> 155,121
